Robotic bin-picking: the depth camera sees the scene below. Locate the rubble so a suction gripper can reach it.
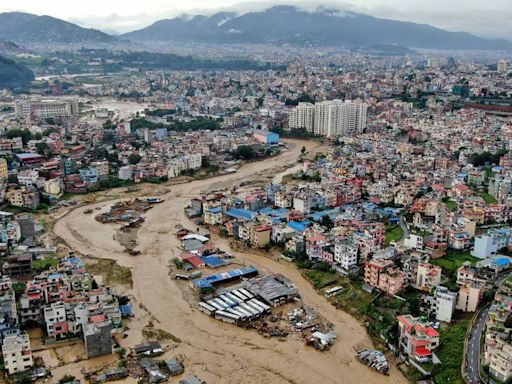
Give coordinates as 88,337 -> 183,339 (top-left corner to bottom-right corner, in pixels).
356,349 -> 389,375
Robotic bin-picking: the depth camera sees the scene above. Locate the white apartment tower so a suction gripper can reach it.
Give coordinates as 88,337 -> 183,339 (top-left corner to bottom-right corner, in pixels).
498,59 -> 509,74
288,102 -> 315,132
314,100 -> 367,137
289,100 -> 367,138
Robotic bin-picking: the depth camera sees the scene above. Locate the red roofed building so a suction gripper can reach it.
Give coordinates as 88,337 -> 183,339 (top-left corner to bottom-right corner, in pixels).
181,254 -> 205,269
397,314 -> 440,363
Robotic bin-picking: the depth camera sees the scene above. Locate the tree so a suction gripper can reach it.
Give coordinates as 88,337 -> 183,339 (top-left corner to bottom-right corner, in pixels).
6,129 -> 31,145
129,154 -> 141,165
12,282 -> 26,300
321,216 -> 334,230
102,131 -> 114,143
232,145 -> 255,160
35,142 -> 49,155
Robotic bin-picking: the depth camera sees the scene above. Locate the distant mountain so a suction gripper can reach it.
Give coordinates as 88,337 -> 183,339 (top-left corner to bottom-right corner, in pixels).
0,39 -> 23,55
0,55 -> 34,89
123,5 -> 512,51
0,12 -> 120,46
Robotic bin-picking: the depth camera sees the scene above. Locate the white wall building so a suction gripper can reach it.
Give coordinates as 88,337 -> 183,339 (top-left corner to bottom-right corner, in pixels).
433,286 -> 457,323
334,242 -> 358,270
288,102 -> 315,132
472,229 -> 512,259
15,99 -> 79,119
288,100 -> 367,137
2,333 -> 33,375
17,170 -> 39,186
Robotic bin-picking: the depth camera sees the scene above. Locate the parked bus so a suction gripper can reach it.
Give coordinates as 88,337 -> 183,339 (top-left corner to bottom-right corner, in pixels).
239,288 -> 254,299
215,310 -> 239,324
324,286 -> 343,298
207,300 -> 224,312
198,302 -> 216,316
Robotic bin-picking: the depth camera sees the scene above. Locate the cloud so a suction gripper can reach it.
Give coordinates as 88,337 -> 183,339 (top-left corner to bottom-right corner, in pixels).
1,0 -> 511,39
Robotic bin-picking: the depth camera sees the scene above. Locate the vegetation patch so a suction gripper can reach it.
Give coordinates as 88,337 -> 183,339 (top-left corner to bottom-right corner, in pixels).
142,327 -> 181,343
303,269 -> 338,289
478,191 -> 498,205
87,258 -> 133,288
33,256 -> 59,272
431,250 -> 479,273
385,224 -> 404,245
430,320 -> 468,384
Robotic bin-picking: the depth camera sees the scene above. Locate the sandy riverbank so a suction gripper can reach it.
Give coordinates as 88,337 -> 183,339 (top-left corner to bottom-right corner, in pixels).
53,139 -> 407,384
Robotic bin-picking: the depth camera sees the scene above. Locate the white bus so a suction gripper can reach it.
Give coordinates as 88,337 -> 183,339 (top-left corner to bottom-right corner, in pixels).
215,310 -> 239,324
232,290 -> 248,301
324,286 -> 343,298
226,292 -> 243,304
207,300 -> 224,312
251,298 -> 271,312
219,294 -> 237,307
239,288 -> 254,299
198,302 -> 216,316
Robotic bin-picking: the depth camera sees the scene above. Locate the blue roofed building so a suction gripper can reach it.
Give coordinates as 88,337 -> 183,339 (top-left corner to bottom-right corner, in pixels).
225,208 -> 256,221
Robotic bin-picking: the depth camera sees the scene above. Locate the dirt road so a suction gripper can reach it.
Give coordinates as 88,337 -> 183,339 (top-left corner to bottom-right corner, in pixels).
53,139 -> 407,384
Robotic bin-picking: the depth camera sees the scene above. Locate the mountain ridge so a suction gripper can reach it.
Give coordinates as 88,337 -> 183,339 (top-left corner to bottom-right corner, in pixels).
122,5 -> 512,50
0,12 -> 120,46
0,54 -> 34,89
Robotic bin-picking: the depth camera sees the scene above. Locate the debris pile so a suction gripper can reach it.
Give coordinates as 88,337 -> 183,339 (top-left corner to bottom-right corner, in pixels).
95,198 -> 163,224
288,305 -> 336,351
356,349 -> 389,375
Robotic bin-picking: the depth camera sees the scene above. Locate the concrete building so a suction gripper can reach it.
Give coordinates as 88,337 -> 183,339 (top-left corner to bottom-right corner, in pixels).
472,228 -> 512,259
17,170 -> 39,187
334,242 -> 358,271
456,282 -> 484,312
84,321 -> 113,358
364,259 -> 408,295
498,59 -> 509,74
91,161 -> 109,178
0,158 -> 8,179
118,166 -> 133,181
397,314 -> 440,363
433,286 -> 457,323
415,263 -> 442,292
489,337 -> 512,382
15,98 -> 79,119
43,302 -> 67,339
2,333 -> 33,375
288,102 -> 315,132
289,100 -> 367,137
313,100 -> 367,137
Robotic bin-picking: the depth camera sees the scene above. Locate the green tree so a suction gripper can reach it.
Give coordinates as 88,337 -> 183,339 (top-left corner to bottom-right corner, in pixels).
35,142 -> 49,155
129,153 -> 141,165
232,145 -> 255,160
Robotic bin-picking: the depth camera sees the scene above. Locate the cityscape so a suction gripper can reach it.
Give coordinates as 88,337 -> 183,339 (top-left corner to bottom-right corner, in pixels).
0,1 -> 511,384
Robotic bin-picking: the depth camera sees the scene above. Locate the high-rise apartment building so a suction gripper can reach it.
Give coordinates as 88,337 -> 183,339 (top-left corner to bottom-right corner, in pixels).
288,100 -> 367,138
498,59 -> 509,74
288,102 -> 315,132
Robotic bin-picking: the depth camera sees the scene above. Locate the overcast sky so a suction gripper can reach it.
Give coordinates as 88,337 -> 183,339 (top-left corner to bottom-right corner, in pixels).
0,0 -> 510,39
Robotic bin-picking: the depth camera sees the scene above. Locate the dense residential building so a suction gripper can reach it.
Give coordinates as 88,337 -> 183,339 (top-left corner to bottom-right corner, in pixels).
397,315 -> 440,363
2,333 -> 33,375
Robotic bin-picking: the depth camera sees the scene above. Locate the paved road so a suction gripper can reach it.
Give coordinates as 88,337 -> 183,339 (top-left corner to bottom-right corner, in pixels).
399,215 -> 410,237
465,272 -> 512,384
466,305 -> 490,384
